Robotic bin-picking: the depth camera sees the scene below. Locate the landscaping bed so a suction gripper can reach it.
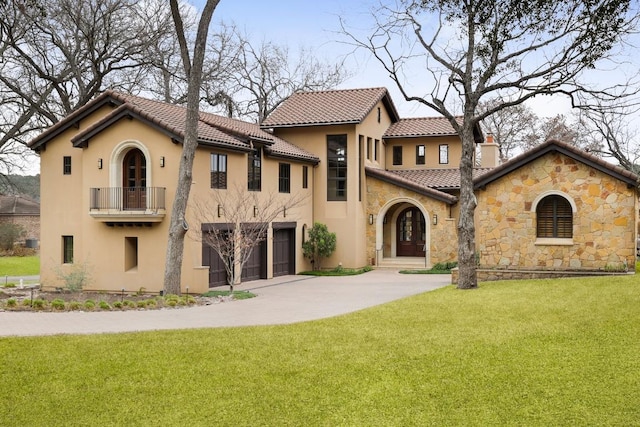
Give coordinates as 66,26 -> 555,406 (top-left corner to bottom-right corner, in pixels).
0,286 -> 253,312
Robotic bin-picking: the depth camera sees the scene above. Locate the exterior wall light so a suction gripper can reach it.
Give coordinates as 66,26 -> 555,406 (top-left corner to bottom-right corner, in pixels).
217,204 -> 222,218
433,214 -> 438,225
283,206 -> 287,217
253,206 -> 258,217
98,158 -> 103,169
369,214 -> 374,225
160,156 -> 165,167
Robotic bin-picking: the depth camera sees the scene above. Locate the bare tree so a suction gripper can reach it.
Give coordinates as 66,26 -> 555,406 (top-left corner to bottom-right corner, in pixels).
163,0 -> 220,295
0,0 -> 177,167
193,185 -> 307,291
344,0 -> 638,289
210,31 -> 348,123
479,100 -> 538,162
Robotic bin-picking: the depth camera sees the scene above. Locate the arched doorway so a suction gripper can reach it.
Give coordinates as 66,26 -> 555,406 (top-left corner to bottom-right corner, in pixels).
396,207 -> 425,257
123,148 -> 147,210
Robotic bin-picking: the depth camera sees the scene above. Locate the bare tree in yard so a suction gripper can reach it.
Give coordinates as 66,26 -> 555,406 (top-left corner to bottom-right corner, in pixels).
479,100 -> 538,162
163,0 -> 220,296
215,31 -> 348,123
192,185 -> 307,292
345,0 -> 637,289
0,0 -> 176,168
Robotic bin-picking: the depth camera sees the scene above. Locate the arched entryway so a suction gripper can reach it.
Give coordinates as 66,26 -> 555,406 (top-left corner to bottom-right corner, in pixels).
123,148 -> 147,210
396,207 -> 426,257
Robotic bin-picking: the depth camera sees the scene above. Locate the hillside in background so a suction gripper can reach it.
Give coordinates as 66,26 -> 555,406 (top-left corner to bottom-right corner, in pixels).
0,175 -> 40,201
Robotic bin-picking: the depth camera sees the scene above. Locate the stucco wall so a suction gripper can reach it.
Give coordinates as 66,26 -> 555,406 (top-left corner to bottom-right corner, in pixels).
475,152 -> 637,271
366,176 -> 458,266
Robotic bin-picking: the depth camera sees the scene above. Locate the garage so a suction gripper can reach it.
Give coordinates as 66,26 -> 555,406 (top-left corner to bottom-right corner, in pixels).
202,242 -> 227,288
273,226 -> 295,277
241,239 -> 267,282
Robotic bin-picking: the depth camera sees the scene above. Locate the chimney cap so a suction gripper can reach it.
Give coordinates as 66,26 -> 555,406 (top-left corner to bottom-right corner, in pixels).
486,133 -> 495,144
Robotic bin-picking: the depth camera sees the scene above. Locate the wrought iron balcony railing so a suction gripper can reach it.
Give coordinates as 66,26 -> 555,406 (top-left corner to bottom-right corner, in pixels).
90,187 -> 166,212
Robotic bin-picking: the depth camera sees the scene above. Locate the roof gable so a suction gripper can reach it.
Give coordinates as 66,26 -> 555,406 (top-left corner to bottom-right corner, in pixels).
474,139 -> 639,189
261,87 -> 400,128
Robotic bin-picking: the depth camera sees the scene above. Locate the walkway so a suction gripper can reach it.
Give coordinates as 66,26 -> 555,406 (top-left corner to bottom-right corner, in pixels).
0,269 -> 450,337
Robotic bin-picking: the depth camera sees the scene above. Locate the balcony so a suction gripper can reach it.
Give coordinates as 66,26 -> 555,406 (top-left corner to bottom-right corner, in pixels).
89,187 -> 166,225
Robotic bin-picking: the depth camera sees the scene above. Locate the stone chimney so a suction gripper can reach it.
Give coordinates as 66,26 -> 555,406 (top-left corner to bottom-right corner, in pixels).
480,133 -> 500,168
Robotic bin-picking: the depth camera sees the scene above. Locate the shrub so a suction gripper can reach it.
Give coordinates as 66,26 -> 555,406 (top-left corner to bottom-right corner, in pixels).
22,299 -> 31,307
166,300 -> 177,307
123,300 -> 135,308
302,222 -> 337,270
113,301 -> 123,309
136,301 -> 146,308
69,301 -> 82,311
32,299 -> 46,310
84,300 -> 96,310
0,223 -> 25,250
431,261 -> 458,272
6,298 -> 17,307
146,299 -> 157,308
55,261 -> 92,292
50,298 -> 66,310
98,301 -> 111,310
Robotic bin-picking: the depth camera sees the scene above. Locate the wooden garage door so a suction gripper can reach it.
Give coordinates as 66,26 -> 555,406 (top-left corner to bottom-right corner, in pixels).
273,228 -> 295,277
202,242 -> 227,288
241,240 -> 267,282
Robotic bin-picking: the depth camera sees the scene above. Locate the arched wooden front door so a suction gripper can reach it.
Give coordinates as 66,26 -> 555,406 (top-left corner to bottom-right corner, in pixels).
396,207 -> 426,257
123,149 -> 146,210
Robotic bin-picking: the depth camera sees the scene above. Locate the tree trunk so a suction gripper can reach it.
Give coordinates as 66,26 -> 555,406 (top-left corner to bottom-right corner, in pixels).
457,121 -> 478,289
163,0 -> 220,295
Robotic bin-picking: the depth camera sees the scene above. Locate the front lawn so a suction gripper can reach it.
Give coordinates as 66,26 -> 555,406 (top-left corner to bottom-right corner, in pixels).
1,274 -> 639,425
0,255 -> 39,277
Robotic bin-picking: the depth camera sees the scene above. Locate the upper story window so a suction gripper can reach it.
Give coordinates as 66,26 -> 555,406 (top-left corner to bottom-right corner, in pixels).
327,134 -> 347,201
302,165 -> 308,189
416,145 -> 425,165
536,195 -> 573,238
393,146 -> 403,165
439,144 -> 449,164
210,153 -> 227,189
248,146 -> 262,191
279,163 -> 290,193
63,156 -> 71,175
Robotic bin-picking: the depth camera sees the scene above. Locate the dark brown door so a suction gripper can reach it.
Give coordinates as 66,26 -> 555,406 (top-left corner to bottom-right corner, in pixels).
202,241 -> 228,288
242,240 -> 267,282
273,228 -> 295,277
123,149 -> 146,210
396,207 -> 426,257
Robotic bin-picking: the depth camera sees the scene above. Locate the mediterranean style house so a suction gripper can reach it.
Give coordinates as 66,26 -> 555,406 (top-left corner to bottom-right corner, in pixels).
28,87 -> 638,293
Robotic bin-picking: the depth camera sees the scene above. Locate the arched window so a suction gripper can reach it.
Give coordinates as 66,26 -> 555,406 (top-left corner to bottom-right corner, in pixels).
536,195 -> 573,238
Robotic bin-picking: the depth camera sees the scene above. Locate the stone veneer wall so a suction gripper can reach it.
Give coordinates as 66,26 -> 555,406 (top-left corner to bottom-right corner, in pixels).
366,176 -> 458,265
475,152 -> 637,272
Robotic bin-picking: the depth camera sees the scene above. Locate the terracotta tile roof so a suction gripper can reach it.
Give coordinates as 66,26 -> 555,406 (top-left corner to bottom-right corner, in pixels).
365,167 -> 459,204
0,195 -> 39,216
261,87 -> 399,128
384,117 -> 461,138
388,168 -> 493,190
474,139 -> 639,188
31,90 -> 319,163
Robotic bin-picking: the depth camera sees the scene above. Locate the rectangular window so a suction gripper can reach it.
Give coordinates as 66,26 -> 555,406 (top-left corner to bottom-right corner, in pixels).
327,134 -> 347,201
62,236 -> 73,264
248,147 -> 262,191
210,153 -> 227,189
302,165 -> 308,189
279,163 -> 290,193
439,144 -> 449,164
393,146 -> 403,165
367,137 -> 372,160
374,139 -> 379,161
63,156 -> 71,175
416,145 -> 425,165
124,237 -> 138,271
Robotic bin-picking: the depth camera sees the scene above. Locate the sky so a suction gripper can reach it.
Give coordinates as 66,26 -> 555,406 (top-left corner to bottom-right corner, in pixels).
199,0 -> 576,118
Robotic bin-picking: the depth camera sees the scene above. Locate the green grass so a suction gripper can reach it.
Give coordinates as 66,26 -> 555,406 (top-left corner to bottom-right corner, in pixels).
201,290 -> 256,300
399,268 -> 451,274
1,274 -> 640,425
0,255 -> 39,276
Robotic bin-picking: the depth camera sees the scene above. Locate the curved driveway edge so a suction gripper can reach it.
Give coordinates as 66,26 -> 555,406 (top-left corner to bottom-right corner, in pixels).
0,270 -> 450,337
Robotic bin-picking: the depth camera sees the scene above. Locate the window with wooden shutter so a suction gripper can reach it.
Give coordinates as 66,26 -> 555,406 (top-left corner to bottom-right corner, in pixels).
536,195 -> 572,238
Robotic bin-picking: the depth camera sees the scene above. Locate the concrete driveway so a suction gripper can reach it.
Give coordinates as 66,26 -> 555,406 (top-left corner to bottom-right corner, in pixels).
0,269 -> 450,337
